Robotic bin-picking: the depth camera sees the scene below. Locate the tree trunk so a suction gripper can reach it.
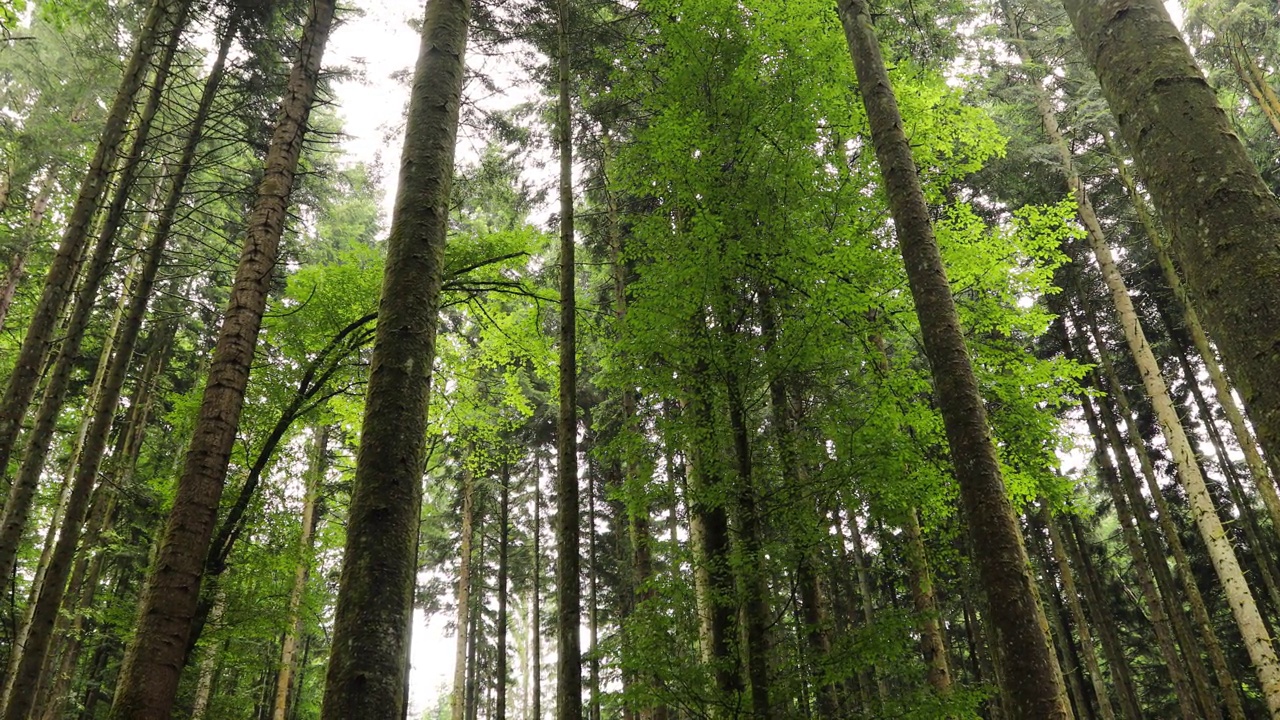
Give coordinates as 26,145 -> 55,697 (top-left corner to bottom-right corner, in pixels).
272,425 -> 327,720
903,507 -> 953,696
190,591 -> 227,720
725,379 -> 773,719
497,461 -> 510,720
0,0 -> 177,478
847,511 -> 886,709
0,1 -> 186,593
452,465 -> 476,720
533,476 -> 542,720
0,168 -> 57,334
1077,379 -> 1202,719
554,2 -> 582,719
836,1 -> 1068,715
109,1 -> 335,715
1035,534 -> 1092,720
1042,507 -> 1115,720
315,0 -> 468,715
1061,0 -> 1280,520
2,19 -> 235,715
1104,132 -> 1280,531
1064,515 -> 1144,720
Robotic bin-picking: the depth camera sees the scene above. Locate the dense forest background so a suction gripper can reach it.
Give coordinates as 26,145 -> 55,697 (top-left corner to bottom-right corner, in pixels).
2,0 -> 1280,718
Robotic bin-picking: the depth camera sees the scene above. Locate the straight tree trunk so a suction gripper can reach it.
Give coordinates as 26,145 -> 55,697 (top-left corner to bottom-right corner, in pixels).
533,477 -> 542,720
319,0 -> 469,716
1035,535 -> 1092,720
0,0 -> 176,478
1077,377 -> 1202,720
1061,0 -> 1280,507
189,591 -> 227,720
554,2 -> 582,719
452,465 -> 476,720
272,426 -> 327,720
497,462 -> 510,720
846,512 -> 886,708
587,470 -> 600,720
836,1 -> 1068,715
109,1 -> 336,715
0,168 -> 57,333
1104,134 -> 1280,525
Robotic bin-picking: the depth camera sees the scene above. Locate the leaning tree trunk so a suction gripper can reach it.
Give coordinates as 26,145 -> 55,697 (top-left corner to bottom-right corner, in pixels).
903,507 -> 953,696
0,21 -> 235,718
554,1 -> 582,718
109,0 -> 336,715
272,425 -> 327,720
0,167 -> 57,333
0,0 -> 176,478
1061,0 -> 1280,512
835,1 -> 1068,716
319,0 -> 469,716
0,1 -> 187,594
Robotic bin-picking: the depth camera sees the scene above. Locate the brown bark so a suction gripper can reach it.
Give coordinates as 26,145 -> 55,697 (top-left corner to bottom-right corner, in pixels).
1061,0 -> 1280,548
0,0 -> 176,479
0,1 -> 186,592
317,0 -> 467,715
835,1 -> 1068,715
533,477 -> 542,720
2,20 -> 234,716
554,2 -> 582,718
109,0 -> 335,715
272,425 -> 327,720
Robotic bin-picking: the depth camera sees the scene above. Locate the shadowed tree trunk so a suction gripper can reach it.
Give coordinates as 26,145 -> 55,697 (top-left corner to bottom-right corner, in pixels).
497,461 -> 510,720
318,0 -> 468,716
109,1 -> 336,715
453,465 -> 477,720
0,0 -> 176,479
835,0 -> 1069,715
554,0 -> 582,718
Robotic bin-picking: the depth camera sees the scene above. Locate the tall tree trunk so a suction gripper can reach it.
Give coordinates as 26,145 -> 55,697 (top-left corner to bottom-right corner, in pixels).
903,507 -> 953,696
1076,376 -> 1202,719
587,469 -> 600,720
835,1 -> 1068,715
846,511 -> 886,709
497,461 -> 510,720
2,19 -> 235,715
189,591 -> 227,720
1041,506 -> 1115,720
1064,515 -> 1144,720
533,477 -> 542,720
0,0 -> 177,478
1035,534 -> 1092,720
452,465 -> 476,720
1061,0 -> 1280,513
1104,133 -> 1280,526
0,1 -> 186,591
554,1 -> 582,719
0,168 -> 57,333
109,1 -> 335,715
725,380 -> 772,719
319,0 -> 469,713
272,425 -> 327,720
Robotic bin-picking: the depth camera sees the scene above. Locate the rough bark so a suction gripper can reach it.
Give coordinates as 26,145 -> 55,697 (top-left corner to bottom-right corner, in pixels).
836,1 -> 1068,715
0,3 -> 186,592
0,0 -> 175,479
554,2 -> 582,718
316,0 -> 468,715
109,0 -> 335,715
1061,0 -> 1280,518
0,168 -> 57,334
272,426 -> 327,720
1,22 -> 234,717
